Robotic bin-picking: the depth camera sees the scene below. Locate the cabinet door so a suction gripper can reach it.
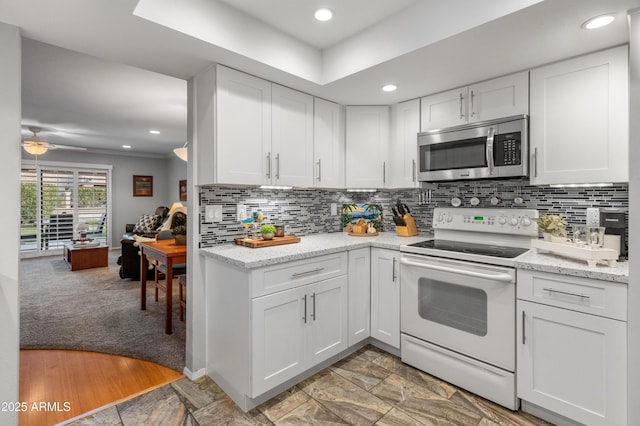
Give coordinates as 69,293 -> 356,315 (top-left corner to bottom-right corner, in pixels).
530,46 -> 629,184
370,248 -> 400,349
347,248 -> 371,346
272,84 -> 314,187
252,286 -> 307,397
420,87 -> 467,131
314,98 -> 345,188
308,276 -> 348,365
517,300 -> 627,426
389,99 -> 420,188
469,71 -> 528,122
216,65 -> 271,185
346,106 -> 389,188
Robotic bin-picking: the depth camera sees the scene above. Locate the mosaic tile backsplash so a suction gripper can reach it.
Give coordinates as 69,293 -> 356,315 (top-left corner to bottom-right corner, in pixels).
199,178 -> 628,248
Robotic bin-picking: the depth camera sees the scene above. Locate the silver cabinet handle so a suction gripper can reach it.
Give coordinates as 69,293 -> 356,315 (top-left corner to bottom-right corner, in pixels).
383,162 -> 386,184
522,310 -> 526,344
316,159 -> 322,181
291,267 -> 324,277
533,148 -> 538,178
275,153 -> 280,180
266,152 -> 271,179
459,92 -> 464,119
311,292 -> 316,321
486,127 -> 496,175
470,90 -> 475,117
543,287 -> 591,300
412,159 -> 416,182
302,295 -> 307,324
392,257 -> 397,282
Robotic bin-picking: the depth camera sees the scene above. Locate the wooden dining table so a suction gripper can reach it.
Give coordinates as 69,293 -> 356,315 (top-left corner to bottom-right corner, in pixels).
139,239 -> 187,334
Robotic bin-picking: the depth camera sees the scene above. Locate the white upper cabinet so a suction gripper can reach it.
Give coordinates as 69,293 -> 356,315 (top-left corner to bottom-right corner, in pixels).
314,98 -> 345,188
529,46 -> 629,185
468,72 -> 529,122
215,65 -> 314,186
272,84 -> 314,187
420,71 -> 529,131
216,65 -> 272,185
389,99 -> 420,188
345,106 -> 390,188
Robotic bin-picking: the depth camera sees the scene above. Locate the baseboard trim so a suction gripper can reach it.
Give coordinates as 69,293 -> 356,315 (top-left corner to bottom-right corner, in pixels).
183,366 -> 206,380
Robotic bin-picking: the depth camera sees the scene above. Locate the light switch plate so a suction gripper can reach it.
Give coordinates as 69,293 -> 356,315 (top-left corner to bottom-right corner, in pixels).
205,204 -> 222,223
586,207 -> 600,226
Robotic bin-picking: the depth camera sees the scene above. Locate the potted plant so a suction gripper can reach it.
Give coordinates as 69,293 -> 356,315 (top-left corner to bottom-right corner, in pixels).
260,224 -> 276,240
536,213 -> 567,241
173,225 -> 187,245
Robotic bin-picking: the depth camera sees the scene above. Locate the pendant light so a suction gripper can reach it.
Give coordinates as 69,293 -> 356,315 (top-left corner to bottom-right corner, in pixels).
173,142 -> 188,161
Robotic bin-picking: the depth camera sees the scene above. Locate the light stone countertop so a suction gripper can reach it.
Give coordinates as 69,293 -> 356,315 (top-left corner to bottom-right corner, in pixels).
515,250 -> 628,283
201,232 -> 629,283
200,232 -> 431,269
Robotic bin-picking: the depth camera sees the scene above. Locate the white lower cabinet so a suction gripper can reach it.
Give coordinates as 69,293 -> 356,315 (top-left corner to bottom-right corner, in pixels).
252,275 -> 347,397
348,248 -> 371,346
370,248 -> 400,349
517,270 -> 627,426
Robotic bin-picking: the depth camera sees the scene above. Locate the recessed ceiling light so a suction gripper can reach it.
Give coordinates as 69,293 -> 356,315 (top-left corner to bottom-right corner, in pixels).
315,8 -> 333,22
581,14 -> 615,30
382,84 -> 398,92
149,130 -> 160,134
122,145 -> 132,149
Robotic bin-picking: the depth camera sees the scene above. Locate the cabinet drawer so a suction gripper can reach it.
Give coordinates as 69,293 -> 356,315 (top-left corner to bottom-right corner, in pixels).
517,270 -> 626,321
252,252 -> 347,298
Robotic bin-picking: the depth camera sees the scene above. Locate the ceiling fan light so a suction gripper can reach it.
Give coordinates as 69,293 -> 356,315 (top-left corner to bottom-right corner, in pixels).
23,143 -> 48,156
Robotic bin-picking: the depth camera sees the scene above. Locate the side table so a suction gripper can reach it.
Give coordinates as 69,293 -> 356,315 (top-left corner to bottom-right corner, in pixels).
63,243 -> 109,271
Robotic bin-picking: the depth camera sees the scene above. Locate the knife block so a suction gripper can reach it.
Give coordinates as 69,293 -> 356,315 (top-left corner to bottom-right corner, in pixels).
396,214 -> 418,237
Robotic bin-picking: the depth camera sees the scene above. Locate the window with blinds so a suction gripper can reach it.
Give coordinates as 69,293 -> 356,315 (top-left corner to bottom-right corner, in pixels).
20,164 -> 110,254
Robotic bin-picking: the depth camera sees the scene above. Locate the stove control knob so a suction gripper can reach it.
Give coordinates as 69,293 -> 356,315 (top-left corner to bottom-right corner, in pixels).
446,214 -> 453,223
509,217 -> 519,227
437,213 -> 444,223
520,217 -> 532,227
498,216 -> 507,225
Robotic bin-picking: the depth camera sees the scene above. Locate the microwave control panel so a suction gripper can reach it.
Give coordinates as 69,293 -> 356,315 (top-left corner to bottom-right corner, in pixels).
494,132 -> 521,166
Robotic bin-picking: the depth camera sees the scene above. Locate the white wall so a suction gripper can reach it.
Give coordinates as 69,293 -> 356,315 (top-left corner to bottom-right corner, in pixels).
627,9 -> 639,426
0,22 -> 21,426
21,150 -> 186,247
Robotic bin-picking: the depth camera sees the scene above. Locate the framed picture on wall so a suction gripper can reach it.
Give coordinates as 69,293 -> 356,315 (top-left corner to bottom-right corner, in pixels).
179,179 -> 187,201
133,175 -> 153,197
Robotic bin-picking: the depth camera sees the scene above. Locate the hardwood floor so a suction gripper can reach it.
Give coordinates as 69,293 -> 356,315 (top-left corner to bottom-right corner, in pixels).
19,350 -> 183,426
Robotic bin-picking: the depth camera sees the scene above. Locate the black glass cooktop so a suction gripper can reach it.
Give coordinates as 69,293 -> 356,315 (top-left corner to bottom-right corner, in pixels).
408,239 -> 529,258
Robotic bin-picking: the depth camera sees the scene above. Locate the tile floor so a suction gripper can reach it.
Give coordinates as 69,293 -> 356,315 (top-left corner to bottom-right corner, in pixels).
70,345 -> 551,426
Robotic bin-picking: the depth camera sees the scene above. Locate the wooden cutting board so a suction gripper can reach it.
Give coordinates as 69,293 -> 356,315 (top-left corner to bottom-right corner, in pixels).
235,235 -> 301,248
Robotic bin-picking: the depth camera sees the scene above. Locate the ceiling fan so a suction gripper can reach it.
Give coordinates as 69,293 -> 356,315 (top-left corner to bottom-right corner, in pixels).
22,126 -> 87,155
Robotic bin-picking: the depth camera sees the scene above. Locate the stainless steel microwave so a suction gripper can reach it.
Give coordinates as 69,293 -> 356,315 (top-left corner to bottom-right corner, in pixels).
417,115 -> 528,182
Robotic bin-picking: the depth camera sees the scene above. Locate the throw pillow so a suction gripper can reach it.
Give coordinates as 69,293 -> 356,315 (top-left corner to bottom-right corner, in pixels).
133,214 -> 160,234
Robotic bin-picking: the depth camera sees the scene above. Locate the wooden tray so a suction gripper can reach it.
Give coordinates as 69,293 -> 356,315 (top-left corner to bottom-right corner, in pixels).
348,231 -> 379,237
235,235 -> 301,248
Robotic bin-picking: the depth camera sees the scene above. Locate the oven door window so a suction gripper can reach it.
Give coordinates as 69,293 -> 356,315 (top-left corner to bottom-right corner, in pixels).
420,137 -> 487,172
417,277 -> 488,336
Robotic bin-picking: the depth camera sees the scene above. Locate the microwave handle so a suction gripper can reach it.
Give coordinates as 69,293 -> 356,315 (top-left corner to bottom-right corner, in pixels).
486,127 -> 496,175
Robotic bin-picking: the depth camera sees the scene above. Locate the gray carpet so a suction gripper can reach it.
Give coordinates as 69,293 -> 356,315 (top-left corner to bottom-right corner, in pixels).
20,251 -> 186,372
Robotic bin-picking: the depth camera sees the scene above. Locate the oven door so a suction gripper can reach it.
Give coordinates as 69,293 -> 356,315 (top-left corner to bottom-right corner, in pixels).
400,253 -> 515,371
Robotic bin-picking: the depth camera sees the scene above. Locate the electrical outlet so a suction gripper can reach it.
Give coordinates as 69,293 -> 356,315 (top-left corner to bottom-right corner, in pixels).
586,207 -> 600,226
205,204 -> 222,223
237,204 -> 247,221
331,203 -> 338,216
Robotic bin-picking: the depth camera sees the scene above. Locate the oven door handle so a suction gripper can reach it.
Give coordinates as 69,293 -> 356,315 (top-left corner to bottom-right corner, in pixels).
400,258 -> 514,283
